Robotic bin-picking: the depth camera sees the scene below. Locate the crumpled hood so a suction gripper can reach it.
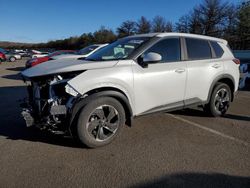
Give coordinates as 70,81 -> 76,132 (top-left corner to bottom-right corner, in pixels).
21,59 -> 118,78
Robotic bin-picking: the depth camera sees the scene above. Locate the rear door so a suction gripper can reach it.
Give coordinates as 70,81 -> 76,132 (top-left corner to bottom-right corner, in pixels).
184,38 -> 224,104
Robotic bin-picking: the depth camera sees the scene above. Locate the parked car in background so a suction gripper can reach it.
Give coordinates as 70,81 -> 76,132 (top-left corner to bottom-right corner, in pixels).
16,50 -> 31,57
32,52 -> 49,59
21,33 -> 239,148
31,50 -> 43,54
5,51 -> 22,62
0,48 -> 7,53
0,52 -> 6,62
233,50 -> 250,89
239,60 -> 250,89
50,44 -> 108,60
26,50 -> 76,68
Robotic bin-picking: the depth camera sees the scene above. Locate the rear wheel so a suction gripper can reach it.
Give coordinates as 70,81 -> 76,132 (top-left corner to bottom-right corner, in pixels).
77,97 -> 125,148
204,82 -> 232,117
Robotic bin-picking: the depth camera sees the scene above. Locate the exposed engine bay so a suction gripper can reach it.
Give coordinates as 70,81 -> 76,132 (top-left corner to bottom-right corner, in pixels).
21,71 -> 83,133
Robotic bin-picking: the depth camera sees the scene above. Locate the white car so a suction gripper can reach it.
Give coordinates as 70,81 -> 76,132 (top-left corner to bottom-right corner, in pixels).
32,52 -> 49,58
21,33 -> 239,148
5,53 -> 22,62
51,44 -> 108,60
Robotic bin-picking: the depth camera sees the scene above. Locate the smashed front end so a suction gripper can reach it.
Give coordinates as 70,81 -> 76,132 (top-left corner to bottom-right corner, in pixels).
21,72 -> 81,133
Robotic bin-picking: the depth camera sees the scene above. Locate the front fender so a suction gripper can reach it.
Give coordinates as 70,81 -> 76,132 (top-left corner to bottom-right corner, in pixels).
69,90 -> 133,127
67,60 -> 135,112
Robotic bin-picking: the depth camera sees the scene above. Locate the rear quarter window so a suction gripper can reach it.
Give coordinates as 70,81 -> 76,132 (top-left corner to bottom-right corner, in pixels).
186,38 -> 212,60
211,41 -> 224,58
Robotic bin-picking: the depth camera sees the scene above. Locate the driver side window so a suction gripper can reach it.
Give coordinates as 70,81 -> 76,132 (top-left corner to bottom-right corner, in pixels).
143,38 -> 181,63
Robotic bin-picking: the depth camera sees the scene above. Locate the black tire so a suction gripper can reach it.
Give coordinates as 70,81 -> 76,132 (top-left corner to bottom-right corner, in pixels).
9,56 -> 16,62
204,82 -> 232,117
77,97 -> 125,148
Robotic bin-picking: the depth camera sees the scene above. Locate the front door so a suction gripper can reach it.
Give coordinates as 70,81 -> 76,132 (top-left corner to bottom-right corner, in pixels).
132,37 -> 187,115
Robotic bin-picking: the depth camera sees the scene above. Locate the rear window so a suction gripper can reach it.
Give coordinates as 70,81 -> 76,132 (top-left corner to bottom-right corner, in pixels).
211,41 -> 224,58
186,38 -> 212,60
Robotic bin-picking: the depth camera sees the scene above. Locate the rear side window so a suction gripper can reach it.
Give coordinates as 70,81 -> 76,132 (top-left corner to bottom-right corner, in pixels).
211,41 -> 224,58
144,38 -> 181,63
186,38 -> 211,60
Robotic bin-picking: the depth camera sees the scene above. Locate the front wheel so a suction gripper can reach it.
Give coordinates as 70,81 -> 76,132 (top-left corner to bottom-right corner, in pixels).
204,83 -> 232,117
76,97 -> 125,148
9,56 -> 16,62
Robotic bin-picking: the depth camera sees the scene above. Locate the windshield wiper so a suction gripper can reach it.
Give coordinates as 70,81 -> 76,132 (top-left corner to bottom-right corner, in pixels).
78,57 -> 86,60
84,58 -> 98,61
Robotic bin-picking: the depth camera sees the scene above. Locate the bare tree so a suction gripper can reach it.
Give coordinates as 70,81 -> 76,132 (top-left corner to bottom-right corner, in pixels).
223,4 -> 239,48
152,16 -> 167,32
117,20 -> 137,37
93,26 -> 117,43
237,1 -> 250,49
175,15 -> 190,33
188,9 -> 203,34
195,0 -> 230,36
136,16 -> 151,34
165,21 -> 173,32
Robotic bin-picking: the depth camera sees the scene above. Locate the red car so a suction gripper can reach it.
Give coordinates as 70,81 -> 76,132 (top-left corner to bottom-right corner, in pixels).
0,52 -> 6,63
26,50 -> 75,68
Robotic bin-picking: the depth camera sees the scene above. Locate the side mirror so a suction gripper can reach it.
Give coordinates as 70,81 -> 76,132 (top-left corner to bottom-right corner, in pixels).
143,52 -> 162,64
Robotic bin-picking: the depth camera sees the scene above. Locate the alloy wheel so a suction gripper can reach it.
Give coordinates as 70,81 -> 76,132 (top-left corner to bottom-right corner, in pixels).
214,88 -> 230,114
87,105 -> 120,141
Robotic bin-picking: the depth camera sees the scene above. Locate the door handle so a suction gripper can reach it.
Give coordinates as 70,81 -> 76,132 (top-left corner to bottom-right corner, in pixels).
212,64 -> 221,69
175,68 -> 186,73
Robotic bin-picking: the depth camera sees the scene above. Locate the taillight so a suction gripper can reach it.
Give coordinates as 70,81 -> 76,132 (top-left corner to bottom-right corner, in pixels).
233,58 -> 240,65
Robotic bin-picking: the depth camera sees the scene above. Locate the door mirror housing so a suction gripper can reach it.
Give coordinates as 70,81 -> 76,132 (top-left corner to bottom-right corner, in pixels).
143,52 -> 162,64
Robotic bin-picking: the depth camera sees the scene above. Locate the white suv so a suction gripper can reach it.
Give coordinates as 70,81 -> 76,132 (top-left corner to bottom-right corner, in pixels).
21,33 -> 240,148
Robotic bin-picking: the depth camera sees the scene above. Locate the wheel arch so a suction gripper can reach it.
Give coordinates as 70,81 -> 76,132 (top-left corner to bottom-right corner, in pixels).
207,74 -> 236,103
69,87 -> 134,136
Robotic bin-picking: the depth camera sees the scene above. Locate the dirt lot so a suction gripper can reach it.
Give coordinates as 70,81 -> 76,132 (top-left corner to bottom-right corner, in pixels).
0,59 -> 250,188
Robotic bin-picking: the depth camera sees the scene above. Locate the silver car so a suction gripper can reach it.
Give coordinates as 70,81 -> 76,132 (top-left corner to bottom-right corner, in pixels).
5,52 -> 22,62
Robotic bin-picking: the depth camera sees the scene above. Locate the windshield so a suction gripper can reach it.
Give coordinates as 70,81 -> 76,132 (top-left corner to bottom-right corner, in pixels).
85,37 -> 150,61
78,45 -> 99,55
0,48 -> 7,54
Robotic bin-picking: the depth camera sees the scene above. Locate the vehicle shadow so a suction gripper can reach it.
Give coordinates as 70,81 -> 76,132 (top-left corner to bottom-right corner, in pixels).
0,85 -> 83,148
6,67 -> 25,72
172,108 -> 250,122
224,114 -> 250,122
171,108 -> 211,117
0,66 -> 24,81
1,72 -> 23,81
131,173 -> 250,188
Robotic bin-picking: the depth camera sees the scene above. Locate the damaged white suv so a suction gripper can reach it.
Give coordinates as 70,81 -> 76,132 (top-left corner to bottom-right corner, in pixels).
21,33 -> 240,148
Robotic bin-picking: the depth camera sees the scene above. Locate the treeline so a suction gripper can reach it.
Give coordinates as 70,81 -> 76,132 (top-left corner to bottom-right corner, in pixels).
4,0 -> 250,50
